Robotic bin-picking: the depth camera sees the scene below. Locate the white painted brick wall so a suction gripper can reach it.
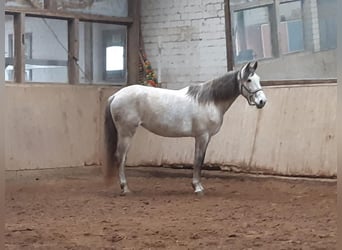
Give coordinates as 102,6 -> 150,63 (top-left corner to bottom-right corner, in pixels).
141,0 -> 227,89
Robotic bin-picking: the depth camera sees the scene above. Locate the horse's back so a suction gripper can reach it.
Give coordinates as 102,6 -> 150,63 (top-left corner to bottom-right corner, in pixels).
111,85 -> 187,111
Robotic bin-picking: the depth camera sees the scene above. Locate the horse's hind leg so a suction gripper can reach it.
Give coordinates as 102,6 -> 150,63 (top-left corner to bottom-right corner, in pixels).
116,134 -> 133,195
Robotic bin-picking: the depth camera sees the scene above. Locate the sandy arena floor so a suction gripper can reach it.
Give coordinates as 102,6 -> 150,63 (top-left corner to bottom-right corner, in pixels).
5,167 -> 336,250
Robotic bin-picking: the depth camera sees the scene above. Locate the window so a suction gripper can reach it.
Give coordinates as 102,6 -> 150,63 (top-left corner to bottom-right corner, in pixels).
279,1 -> 304,54
228,0 -> 337,80
4,0 -> 134,84
25,17 -> 68,83
233,7 -> 272,63
103,28 -> 126,82
106,46 -> 124,71
78,22 -> 127,84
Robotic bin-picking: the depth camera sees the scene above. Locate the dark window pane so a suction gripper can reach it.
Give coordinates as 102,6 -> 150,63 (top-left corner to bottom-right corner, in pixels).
233,7 -> 273,63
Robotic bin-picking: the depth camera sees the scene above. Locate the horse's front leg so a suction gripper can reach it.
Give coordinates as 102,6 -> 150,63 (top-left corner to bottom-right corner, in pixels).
192,134 -> 210,195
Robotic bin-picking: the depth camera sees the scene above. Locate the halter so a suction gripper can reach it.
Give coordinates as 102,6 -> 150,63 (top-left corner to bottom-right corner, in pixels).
237,70 -> 263,106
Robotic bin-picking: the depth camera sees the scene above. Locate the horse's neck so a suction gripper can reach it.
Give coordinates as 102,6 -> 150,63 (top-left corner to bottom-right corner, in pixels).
213,72 -> 240,114
214,71 -> 240,105
217,94 -> 240,114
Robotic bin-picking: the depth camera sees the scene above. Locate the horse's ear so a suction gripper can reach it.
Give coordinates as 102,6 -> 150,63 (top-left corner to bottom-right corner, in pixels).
247,61 -> 258,73
251,61 -> 258,70
246,61 -> 258,76
241,62 -> 251,80
245,62 -> 251,71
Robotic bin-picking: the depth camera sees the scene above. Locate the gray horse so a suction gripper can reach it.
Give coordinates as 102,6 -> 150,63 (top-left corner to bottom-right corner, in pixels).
104,61 -> 267,195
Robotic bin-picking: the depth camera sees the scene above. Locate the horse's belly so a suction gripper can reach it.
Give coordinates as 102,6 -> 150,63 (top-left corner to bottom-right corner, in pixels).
142,125 -> 192,137
141,113 -> 193,137
140,107 -> 222,137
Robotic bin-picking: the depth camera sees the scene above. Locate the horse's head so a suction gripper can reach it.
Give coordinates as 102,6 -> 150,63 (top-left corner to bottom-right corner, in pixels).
238,61 -> 267,109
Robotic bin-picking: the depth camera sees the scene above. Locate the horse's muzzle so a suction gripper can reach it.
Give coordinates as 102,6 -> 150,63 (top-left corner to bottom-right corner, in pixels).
254,90 -> 267,109
256,99 -> 266,109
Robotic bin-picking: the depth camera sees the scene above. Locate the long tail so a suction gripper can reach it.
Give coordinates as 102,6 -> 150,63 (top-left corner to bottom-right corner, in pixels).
104,96 -> 118,183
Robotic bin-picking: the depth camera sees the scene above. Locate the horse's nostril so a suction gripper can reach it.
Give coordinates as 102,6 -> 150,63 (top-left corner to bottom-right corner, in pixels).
257,99 -> 266,109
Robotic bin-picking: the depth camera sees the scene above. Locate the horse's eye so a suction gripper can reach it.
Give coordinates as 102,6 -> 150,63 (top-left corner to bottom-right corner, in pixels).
247,79 -> 251,82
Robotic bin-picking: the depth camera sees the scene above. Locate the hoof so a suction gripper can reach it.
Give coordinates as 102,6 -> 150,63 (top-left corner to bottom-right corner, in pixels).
120,189 -> 132,196
192,182 -> 204,196
195,190 -> 204,196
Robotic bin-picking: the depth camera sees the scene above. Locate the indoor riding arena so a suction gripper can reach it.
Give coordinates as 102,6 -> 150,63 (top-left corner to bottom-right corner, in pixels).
3,0 -> 336,249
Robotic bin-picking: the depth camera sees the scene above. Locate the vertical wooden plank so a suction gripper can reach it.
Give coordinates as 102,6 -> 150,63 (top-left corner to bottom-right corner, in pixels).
13,12 -> 25,83
0,0 -> 5,246
127,0 -> 140,85
224,0 -> 234,71
84,22 -> 93,83
269,0 -> 280,58
68,18 -> 79,84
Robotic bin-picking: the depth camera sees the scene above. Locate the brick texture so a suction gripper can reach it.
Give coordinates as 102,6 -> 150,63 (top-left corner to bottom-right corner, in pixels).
141,0 -> 227,89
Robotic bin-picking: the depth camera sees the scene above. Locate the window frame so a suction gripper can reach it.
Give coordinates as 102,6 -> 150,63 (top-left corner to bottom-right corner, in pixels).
4,0 -> 139,85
